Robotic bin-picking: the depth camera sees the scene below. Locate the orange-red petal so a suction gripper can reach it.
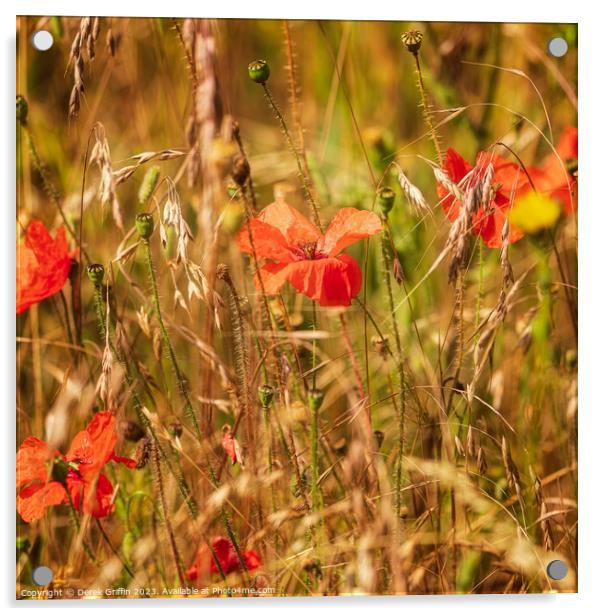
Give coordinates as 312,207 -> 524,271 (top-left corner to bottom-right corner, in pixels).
17,221 -> 73,314
17,481 -> 66,523
66,470 -> 115,518
257,255 -> 362,307
66,411 -> 118,476
321,208 -> 382,256
17,436 -> 57,488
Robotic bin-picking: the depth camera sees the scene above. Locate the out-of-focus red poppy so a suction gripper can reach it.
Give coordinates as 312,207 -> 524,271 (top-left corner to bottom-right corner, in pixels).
186,536 -> 262,581
16,437 -> 67,524
526,126 -> 578,215
236,200 -> 382,307
437,127 -> 578,248
16,220 -> 76,314
16,411 -> 135,522
437,148 -> 530,248
221,425 -> 242,466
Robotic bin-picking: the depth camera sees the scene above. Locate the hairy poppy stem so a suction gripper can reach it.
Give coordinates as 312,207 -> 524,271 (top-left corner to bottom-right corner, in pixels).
90,276 -> 199,520
411,53 -> 443,167
151,441 -> 186,586
379,213 -> 406,525
260,84 -> 323,231
142,239 -> 202,441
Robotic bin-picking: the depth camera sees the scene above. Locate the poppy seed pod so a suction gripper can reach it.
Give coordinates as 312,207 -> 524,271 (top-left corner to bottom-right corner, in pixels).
135,213 -> 154,239
231,154 -> 250,186
401,30 -> 423,54
258,384 -> 274,408
16,95 -> 28,125
308,388 -> 325,413
87,263 -> 105,286
119,419 -> 145,443
248,60 -> 270,84
377,187 -> 396,217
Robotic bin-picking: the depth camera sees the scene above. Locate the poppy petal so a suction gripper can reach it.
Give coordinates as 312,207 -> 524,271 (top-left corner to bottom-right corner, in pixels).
321,208 -> 382,256
255,200 -> 322,246
17,436 -> 56,488
236,219 -> 295,263
17,481 -> 66,523
66,411 -> 118,475
66,470 -> 115,517
284,255 -> 362,307
17,222 -> 73,314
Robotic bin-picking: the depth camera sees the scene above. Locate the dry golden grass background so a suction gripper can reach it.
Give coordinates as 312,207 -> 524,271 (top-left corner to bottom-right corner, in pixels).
16,16 -> 577,597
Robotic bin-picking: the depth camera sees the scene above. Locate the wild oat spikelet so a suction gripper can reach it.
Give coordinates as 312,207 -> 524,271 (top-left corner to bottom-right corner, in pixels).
89,123 -> 125,231
396,166 -> 430,215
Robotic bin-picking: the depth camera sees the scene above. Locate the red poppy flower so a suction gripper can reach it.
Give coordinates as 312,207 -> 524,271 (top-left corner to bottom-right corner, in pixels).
438,127 -> 578,248
236,200 -> 382,307
16,411 -> 135,522
221,425 -> 242,466
437,148 -> 529,248
16,437 -> 67,524
186,536 -> 261,581
527,126 -> 578,215
16,220 -> 76,314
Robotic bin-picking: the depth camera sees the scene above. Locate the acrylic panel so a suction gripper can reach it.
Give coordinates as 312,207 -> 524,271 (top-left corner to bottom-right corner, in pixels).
16,16 -> 578,599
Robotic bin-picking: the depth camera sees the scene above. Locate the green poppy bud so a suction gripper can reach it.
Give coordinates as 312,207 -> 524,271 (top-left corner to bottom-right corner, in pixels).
16,536 -> 30,551
16,95 -> 28,125
401,30 -> 423,54
138,165 -> 160,206
135,213 -> 154,239
377,187 -> 396,217
248,60 -> 270,84
308,388 -> 325,413
86,263 -> 105,285
258,384 -> 274,408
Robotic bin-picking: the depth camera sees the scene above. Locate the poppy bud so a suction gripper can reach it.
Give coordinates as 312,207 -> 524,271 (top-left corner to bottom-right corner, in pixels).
87,263 -> 105,286
135,437 -> 152,469
258,384 -> 274,408
16,94 -> 28,125
373,430 -> 385,450
565,348 -> 577,370
377,187 -> 396,217
216,263 -> 231,283
138,165 -> 160,206
401,30 -> 423,54
50,458 -> 70,484
248,60 -> 270,84
119,419 -> 145,442
16,536 -> 30,551
168,419 -> 183,439
231,154 -> 250,186
135,213 -> 154,239
308,388 -> 325,413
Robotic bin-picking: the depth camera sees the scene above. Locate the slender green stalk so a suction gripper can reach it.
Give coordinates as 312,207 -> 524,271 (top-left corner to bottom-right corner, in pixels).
91,275 -> 198,519
151,441 -> 186,586
380,217 -> 406,522
142,239 -> 202,440
261,84 -> 323,231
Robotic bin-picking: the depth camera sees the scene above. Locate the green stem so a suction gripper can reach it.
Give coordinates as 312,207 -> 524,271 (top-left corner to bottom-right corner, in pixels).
261,84 -> 322,231
380,218 -> 406,522
142,239 -> 202,440
92,282 -> 199,519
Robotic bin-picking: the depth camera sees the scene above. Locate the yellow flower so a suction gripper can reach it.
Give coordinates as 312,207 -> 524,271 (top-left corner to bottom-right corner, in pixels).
508,191 -> 562,234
